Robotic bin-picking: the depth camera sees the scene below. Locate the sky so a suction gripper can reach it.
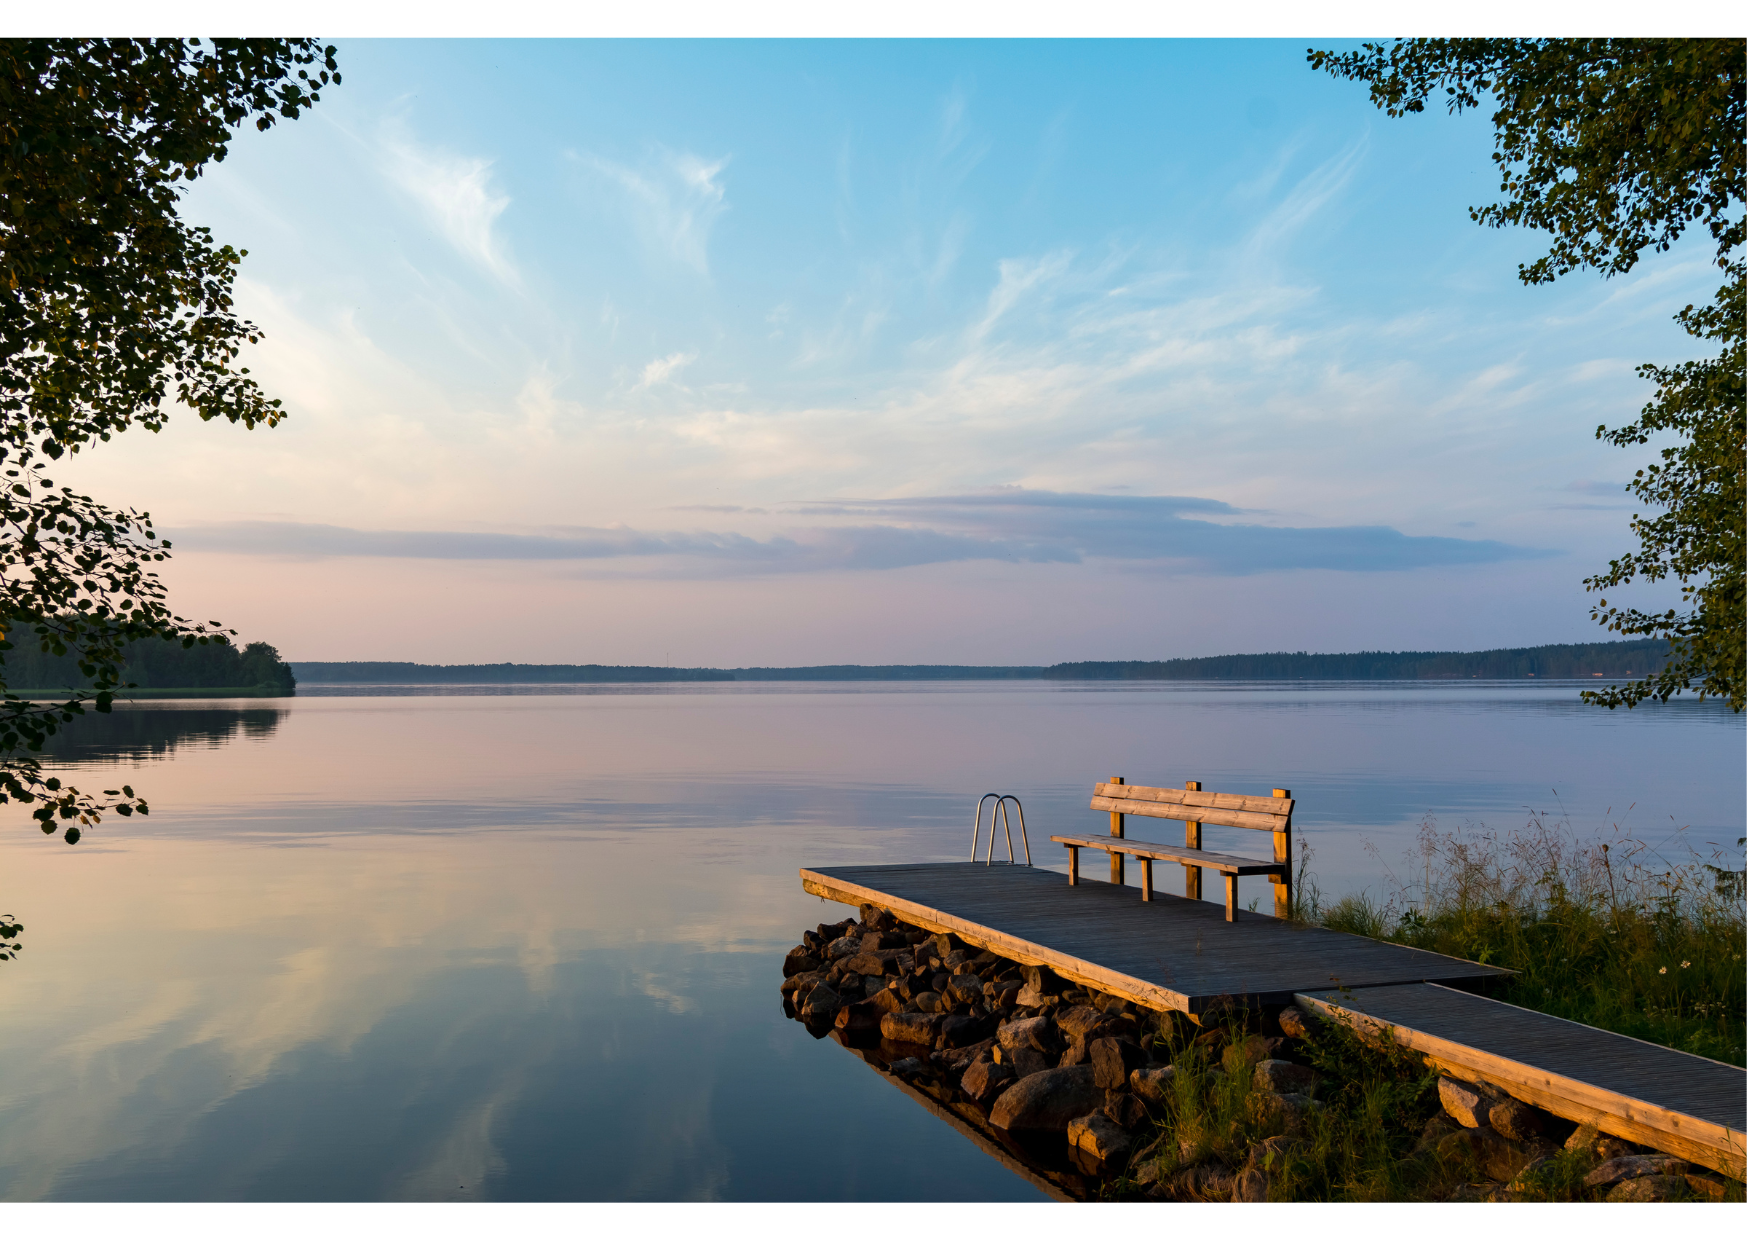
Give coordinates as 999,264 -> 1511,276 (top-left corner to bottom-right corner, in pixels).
54,37 -> 1723,666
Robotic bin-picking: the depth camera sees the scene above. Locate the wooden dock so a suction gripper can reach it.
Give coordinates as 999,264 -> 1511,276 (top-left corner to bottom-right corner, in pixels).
801,861 -> 1746,1179
801,862 -> 1510,1014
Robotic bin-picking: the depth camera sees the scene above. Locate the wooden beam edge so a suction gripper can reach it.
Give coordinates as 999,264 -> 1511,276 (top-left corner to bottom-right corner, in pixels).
800,868 -> 1192,1015
1293,990 -> 1746,1179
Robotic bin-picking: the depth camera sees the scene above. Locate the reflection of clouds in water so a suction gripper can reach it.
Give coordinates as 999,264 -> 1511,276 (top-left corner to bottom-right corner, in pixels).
0,826 -> 824,1199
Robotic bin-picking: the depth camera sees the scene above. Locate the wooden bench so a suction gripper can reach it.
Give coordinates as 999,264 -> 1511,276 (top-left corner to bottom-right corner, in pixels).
1049,777 -> 1294,922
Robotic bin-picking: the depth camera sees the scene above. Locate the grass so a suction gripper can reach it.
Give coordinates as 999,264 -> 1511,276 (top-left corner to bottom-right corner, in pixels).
1298,809 -> 1747,1066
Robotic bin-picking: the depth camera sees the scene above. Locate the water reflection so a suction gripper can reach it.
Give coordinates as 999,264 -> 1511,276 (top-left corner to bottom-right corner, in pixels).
0,685 -> 1738,1200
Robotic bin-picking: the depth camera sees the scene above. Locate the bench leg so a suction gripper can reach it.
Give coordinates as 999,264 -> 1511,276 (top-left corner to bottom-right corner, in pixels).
1186,862 -> 1201,901
1225,874 -> 1238,922
1067,845 -> 1079,886
1141,858 -> 1153,902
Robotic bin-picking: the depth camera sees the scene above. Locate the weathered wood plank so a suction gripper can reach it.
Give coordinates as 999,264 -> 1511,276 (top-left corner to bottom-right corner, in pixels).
1050,833 -> 1284,876
1094,782 -> 1293,819
1089,795 -> 1284,832
1297,984 -> 1746,1179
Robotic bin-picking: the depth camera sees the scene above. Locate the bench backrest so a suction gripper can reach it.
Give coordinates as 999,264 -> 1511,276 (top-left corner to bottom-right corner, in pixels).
1089,782 -> 1292,831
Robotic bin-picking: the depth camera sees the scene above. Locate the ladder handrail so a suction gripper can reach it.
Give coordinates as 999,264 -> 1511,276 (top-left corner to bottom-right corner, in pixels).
971,793 -> 1031,865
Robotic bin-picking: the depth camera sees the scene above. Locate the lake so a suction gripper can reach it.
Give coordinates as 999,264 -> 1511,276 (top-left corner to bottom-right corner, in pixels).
0,681 -> 1740,1200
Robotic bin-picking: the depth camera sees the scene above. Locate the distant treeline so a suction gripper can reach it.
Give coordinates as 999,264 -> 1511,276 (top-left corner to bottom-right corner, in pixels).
4,638 -> 297,696
1045,639 -> 1672,681
292,640 -> 1670,685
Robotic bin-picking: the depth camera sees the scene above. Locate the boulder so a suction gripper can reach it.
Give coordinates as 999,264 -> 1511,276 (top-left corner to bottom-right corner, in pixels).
1104,1093 -> 1149,1130
997,1015 -> 1061,1054
825,935 -> 862,961
989,1065 -> 1104,1131
1607,1175 -> 1687,1202
1055,1005 -> 1109,1043
1014,983 -> 1051,1008
1089,1037 -> 1148,1090
940,1013 -> 992,1048
1222,1035 -> 1284,1075
868,988 -> 905,1015
800,983 -> 842,1021
1437,1076 -> 1493,1128
888,1056 -> 927,1078
1021,963 -> 1064,994
942,949 -> 975,971
843,953 -> 888,977
961,1058 -> 1015,1102
1584,1155 -> 1690,1188
783,952 -> 823,977
780,969 -> 827,995
1233,1135 -> 1299,1202
1487,1097 -> 1545,1142
1277,1006 -> 1318,1040
1683,1171 -> 1730,1201
880,1012 -> 942,1045
1415,1113 -> 1459,1153
945,973 -> 984,1003
1130,1065 -> 1177,1105
1067,1110 -> 1133,1162
833,1000 -> 882,1033
1248,1091 -> 1322,1136
1000,1046 -> 1053,1078
1436,1127 -> 1539,1183
913,991 -> 941,1014
1254,1059 -> 1319,1096
816,921 -> 851,943
858,903 -> 894,930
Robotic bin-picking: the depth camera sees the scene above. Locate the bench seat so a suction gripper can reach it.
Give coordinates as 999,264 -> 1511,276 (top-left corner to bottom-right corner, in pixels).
1049,834 -> 1286,876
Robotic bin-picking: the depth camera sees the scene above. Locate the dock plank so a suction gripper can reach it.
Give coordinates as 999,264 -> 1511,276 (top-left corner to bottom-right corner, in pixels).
1299,983 -> 1746,1178
801,861 -> 1506,1015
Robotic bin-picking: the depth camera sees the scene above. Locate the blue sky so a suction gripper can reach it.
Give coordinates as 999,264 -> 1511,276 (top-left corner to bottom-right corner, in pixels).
61,38 -> 1719,664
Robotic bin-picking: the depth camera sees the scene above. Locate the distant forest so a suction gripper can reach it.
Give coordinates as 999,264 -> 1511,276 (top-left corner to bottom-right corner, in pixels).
4,638 -> 297,696
291,640 -> 1670,685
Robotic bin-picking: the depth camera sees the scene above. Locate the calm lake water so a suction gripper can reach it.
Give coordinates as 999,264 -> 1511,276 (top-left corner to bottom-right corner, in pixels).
1,681 -> 1740,1201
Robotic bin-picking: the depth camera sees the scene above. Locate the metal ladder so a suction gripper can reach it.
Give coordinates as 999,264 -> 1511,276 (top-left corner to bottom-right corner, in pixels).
970,793 -> 1032,865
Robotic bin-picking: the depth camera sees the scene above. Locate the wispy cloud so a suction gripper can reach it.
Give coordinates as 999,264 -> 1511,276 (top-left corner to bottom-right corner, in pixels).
381,125 -> 517,284
635,351 -> 698,391
578,147 -> 730,275
171,490 -> 1548,578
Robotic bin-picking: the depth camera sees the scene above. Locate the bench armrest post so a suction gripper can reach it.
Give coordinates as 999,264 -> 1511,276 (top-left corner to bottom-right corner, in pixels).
1272,788 -> 1292,919
1183,780 -> 1203,901
1109,775 -> 1125,887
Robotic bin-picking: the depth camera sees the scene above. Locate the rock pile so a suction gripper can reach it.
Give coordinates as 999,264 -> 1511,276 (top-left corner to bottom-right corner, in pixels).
780,905 -> 1738,1202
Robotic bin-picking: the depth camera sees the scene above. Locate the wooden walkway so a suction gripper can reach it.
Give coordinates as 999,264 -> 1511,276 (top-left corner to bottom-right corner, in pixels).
801,861 -> 1747,1179
801,862 -> 1509,1014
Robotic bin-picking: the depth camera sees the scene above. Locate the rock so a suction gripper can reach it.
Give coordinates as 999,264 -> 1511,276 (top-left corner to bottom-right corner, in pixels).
939,1013 -> 991,1048
1000,1046 -> 1053,1078
1130,1065 -> 1177,1105
1089,1037 -> 1148,1090
1249,1091 -> 1322,1135
913,991 -> 941,1014
1222,1035 -> 1283,1074
935,1037 -> 995,1074
816,920 -> 850,942
997,1015 -> 1060,1053
1104,1093 -> 1149,1129
868,988 -> 905,1015
1436,1127 -> 1540,1183
1437,1076 -> 1493,1128
888,1056 -> 926,1078
1014,983 -> 1050,1008
1055,1005 -> 1109,1043
1683,1171 -> 1730,1200
991,979 -> 1024,1007
1163,1162 -> 1236,1201
945,973 -> 984,1003
1232,1135 -> 1299,1202
1607,1175 -> 1687,1202
857,903 -> 894,930
1067,1110 -> 1134,1162
942,949 -> 975,970
783,952 -> 823,977
1022,964 -> 1063,993
961,1058 -> 1015,1102
825,935 -> 862,961
880,1012 -> 942,1045
800,983 -> 842,1021
780,969 -> 827,995
1487,1097 -> 1545,1142
1584,1155 -> 1690,1188
1564,1126 -> 1641,1162
843,953 -> 889,977
1276,1006 -> 1317,1039
1415,1113 -> 1458,1153
1254,1059 -> 1319,1095
1059,1043 -> 1087,1068
988,1065 -> 1104,1131
833,1000 -> 882,1033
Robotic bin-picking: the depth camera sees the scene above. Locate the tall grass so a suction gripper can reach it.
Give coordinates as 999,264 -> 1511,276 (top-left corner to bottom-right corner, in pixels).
1300,810 -> 1746,1065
